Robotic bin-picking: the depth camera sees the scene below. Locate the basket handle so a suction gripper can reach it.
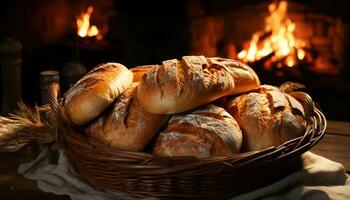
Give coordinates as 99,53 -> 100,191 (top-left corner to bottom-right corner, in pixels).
289,91 -> 314,121
279,82 -> 314,120
48,83 -> 61,141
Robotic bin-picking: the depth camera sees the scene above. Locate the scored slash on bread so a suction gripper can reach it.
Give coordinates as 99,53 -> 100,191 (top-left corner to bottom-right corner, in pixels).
137,56 -> 260,115
224,85 -> 306,152
86,83 -> 169,151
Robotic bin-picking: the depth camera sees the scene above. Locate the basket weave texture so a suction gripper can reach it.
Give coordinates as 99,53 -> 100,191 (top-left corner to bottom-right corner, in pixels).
48,84 -> 326,200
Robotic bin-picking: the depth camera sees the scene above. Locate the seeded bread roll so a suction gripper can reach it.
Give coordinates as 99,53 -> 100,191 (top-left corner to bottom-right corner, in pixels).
137,56 -> 260,114
86,83 -> 169,151
62,63 -> 133,125
153,105 -> 242,158
224,86 -> 306,152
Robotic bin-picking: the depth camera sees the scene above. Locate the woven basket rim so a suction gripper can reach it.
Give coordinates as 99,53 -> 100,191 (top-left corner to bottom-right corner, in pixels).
48,83 -> 327,174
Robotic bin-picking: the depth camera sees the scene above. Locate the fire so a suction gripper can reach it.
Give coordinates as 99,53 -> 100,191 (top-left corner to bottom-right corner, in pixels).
237,1 -> 306,67
76,6 -> 102,40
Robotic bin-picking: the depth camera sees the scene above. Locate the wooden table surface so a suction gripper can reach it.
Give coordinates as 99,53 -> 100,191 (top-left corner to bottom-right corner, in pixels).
0,120 -> 349,200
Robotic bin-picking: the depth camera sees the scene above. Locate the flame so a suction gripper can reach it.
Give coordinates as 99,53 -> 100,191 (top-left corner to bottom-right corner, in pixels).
297,48 -> 305,60
76,6 -> 102,39
237,1 -> 306,67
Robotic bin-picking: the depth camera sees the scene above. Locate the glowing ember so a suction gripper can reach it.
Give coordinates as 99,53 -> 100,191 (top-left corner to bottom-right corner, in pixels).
237,1 -> 306,67
76,6 -> 102,40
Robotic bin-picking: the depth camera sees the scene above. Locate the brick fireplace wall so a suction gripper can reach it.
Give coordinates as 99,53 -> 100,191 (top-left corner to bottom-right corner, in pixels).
188,0 -> 348,75
289,3 -> 344,75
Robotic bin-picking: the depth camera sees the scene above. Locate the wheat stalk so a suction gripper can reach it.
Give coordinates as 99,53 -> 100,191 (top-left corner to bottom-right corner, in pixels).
0,102 -> 54,152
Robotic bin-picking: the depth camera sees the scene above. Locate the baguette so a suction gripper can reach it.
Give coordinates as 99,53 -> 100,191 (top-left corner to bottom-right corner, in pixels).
137,56 -> 260,114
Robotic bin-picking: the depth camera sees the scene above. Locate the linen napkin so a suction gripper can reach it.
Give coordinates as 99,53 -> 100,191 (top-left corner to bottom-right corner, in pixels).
18,148 -> 350,200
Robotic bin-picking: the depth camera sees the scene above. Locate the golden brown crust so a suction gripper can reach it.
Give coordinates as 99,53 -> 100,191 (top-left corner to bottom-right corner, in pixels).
137,56 -> 260,114
153,105 -> 242,158
62,63 -> 133,125
86,83 -> 169,151
207,57 -> 260,95
224,86 -> 306,152
131,65 -> 154,82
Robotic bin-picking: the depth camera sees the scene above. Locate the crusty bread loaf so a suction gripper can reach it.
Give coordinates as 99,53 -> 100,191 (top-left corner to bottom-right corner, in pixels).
137,56 -> 260,114
131,65 -> 154,82
224,86 -> 306,152
86,83 -> 169,151
62,63 -> 133,125
213,85 -> 279,108
153,105 -> 242,158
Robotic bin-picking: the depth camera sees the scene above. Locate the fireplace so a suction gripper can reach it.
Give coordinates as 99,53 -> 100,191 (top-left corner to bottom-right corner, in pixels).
189,0 -> 347,76
0,0 -> 349,120
188,0 -> 350,121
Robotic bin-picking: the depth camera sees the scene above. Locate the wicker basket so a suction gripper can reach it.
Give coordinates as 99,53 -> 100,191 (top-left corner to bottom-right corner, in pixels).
48,84 -> 326,200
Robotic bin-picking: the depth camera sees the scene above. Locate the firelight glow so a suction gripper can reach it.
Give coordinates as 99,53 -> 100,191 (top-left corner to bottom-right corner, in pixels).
237,1 -> 306,67
76,6 -> 102,40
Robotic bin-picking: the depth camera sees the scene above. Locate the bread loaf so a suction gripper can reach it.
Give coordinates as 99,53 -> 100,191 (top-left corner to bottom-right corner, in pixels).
224,85 -> 306,152
131,65 -> 154,82
62,63 -> 133,125
86,83 -> 169,151
153,105 -> 242,158
137,56 -> 260,114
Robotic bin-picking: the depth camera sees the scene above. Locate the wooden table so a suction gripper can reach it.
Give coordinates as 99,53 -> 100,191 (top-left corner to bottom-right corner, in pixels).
0,120 -> 349,200
311,120 -> 350,173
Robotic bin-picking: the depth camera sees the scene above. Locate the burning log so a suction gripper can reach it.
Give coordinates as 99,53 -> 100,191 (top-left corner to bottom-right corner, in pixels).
247,52 -> 275,69
237,0 -> 312,74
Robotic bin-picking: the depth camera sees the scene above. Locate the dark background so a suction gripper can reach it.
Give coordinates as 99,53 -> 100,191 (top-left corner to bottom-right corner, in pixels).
0,0 -> 350,120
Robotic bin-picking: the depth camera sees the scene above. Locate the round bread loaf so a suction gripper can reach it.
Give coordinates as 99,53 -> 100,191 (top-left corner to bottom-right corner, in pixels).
86,83 -> 169,151
153,105 -> 242,158
62,63 -> 133,125
224,85 -> 306,152
137,56 -> 260,114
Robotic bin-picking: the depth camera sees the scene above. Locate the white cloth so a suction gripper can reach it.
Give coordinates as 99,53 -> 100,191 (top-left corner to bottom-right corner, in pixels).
18,149 -> 350,200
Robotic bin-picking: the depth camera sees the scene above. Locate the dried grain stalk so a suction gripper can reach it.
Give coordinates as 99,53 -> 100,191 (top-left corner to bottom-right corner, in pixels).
0,102 -> 54,152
